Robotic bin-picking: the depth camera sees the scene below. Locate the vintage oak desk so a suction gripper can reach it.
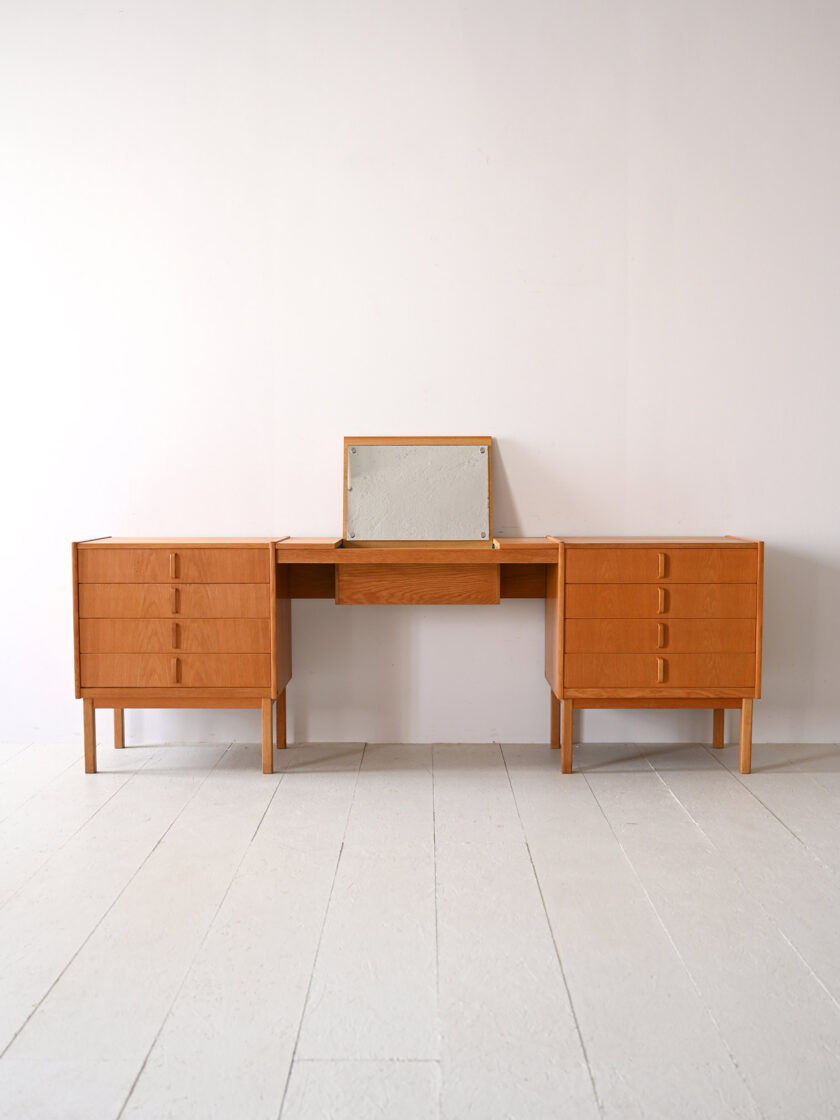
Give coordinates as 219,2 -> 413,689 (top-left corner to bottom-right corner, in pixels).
73,534 -> 762,775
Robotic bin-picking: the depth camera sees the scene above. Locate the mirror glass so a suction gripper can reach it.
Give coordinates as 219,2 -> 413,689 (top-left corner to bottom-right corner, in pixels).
346,442 -> 491,541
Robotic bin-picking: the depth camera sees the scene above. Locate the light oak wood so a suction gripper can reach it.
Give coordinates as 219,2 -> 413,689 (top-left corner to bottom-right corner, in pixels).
79,618 -> 271,653
544,542 -> 564,696
276,689 -> 287,750
567,687 -> 754,699
713,708 -> 725,749
114,708 -> 125,749
287,564 -> 336,598
755,542 -> 764,697
80,692 -> 266,706
572,698 -> 743,709
565,618 -> 756,654
740,698 -> 753,773
81,654 -> 270,689
275,562 -> 292,692
79,584 -> 271,619
550,691 -> 560,750
261,698 -> 273,774
335,564 -> 500,605
561,700 -> 574,773
564,654 -> 756,689
565,547 -> 758,584
78,547 -> 271,584
83,698 -> 96,773
566,583 -> 757,619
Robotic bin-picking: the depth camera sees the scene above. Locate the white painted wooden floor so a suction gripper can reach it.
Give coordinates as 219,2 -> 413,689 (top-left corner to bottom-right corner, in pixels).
1,738 -> 840,1119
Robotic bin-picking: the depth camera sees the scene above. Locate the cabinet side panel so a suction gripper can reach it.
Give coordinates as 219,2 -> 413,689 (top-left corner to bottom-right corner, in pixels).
544,543 -> 563,695
755,541 -> 764,697
72,543 -> 81,698
275,559 -> 292,691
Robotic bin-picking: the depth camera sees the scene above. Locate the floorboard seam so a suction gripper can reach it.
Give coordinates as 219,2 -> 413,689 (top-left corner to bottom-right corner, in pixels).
0,752 -> 83,826
116,748 -> 285,1118
500,745 -> 604,1118
0,743 -> 231,1065
583,770 -> 766,1120
275,742 -> 367,1120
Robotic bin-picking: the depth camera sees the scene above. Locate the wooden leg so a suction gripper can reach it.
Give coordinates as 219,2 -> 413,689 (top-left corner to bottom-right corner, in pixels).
83,699 -> 97,774
276,690 -> 287,750
261,698 -> 274,774
712,708 -> 725,749
549,691 -> 560,750
561,700 -> 574,774
114,708 -> 125,749
739,698 -> 753,774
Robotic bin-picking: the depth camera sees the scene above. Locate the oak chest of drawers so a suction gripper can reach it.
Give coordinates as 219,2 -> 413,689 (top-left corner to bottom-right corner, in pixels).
545,538 -> 763,773
73,538 -> 291,774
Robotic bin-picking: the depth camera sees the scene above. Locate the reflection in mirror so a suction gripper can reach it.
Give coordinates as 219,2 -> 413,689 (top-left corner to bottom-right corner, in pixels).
345,442 -> 491,542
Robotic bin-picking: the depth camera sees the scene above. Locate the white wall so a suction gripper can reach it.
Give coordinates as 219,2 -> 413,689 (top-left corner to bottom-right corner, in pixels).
2,0 -> 839,746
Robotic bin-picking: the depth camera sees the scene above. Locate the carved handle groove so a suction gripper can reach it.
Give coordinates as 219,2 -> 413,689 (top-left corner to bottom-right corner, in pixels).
656,656 -> 665,684
170,587 -> 179,614
172,622 -> 179,649
657,622 -> 666,649
657,587 -> 667,614
171,657 -> 181,684
169,552 -> 178,579
658,551 -> 666,578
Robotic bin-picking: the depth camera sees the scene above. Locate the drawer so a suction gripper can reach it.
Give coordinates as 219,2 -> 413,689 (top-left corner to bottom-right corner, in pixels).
565,583 -> 757,619
336,564 -> 500,605
565,618 -> 756,654
565,547 -> 757,584
79,618 -> 270,653
78,584 -> 270,618
77,547 -> 270,584
80,653 -> 270,688
564,653 -> 756,688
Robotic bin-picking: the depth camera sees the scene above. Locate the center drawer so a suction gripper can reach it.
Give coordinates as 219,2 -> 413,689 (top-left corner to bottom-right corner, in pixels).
79,618 -> 270,653
565,583 -> 757,619
336,564 -> 500,605
565,547 -> 757,583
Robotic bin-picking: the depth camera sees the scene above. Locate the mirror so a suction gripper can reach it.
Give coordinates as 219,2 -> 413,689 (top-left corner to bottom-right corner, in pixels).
344,438 -> 492,543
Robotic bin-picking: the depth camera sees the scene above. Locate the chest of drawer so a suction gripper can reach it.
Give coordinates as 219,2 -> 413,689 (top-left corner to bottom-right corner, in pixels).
78,584 -> 271,619
565,583 -> 757,619
565,618 -> 756,654
564,653 -> 756,689
78,618 -> 270,653
565,547 -> 757,584
80,653 -> 270,688
77,548 -> 270,584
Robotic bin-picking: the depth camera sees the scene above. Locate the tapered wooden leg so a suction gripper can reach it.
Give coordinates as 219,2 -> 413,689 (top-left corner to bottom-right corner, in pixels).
561,700 -> 574,774
712,708 -> 725,749
114,708 -> 125,749
550,691 -> 561,750
83,699 -> 97,774
261,698 -> 274,774
276,690 -> 287,750
739,698 -> 753,774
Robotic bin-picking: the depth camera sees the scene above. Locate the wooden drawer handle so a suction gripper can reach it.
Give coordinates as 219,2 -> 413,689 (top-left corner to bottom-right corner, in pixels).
170,587 -> 179,614
169,551 -> 178,579
171,657 -> 181,684
657,587 -> 667,614
657,622 -> 666,649
172,622 -> 179,649
658,551 -> 666,578
656,656 -> 665,684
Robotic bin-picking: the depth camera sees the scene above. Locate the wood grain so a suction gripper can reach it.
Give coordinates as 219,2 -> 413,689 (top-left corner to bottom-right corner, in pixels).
78,618 -> 270,652
335,564 -> 501,605
565,618 -> 756,653
78,548 -> 270,584
78,584 -> 271,619
564,653 -> 756,689
80,654 -> 271,688
565,547 -> 758,583
566,584 -> 757,619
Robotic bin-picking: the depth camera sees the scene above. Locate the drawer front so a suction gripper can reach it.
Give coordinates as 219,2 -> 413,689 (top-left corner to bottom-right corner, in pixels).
565,583 -> 757,619
336,564 -> 500,605
79,618 -> 270,653
565,653 -> 756,689
565,547 -> 757,584
78,584 -> 271,618
565,618 -> 756,654
78,548 -> 269,584
80,653 -> 270,688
